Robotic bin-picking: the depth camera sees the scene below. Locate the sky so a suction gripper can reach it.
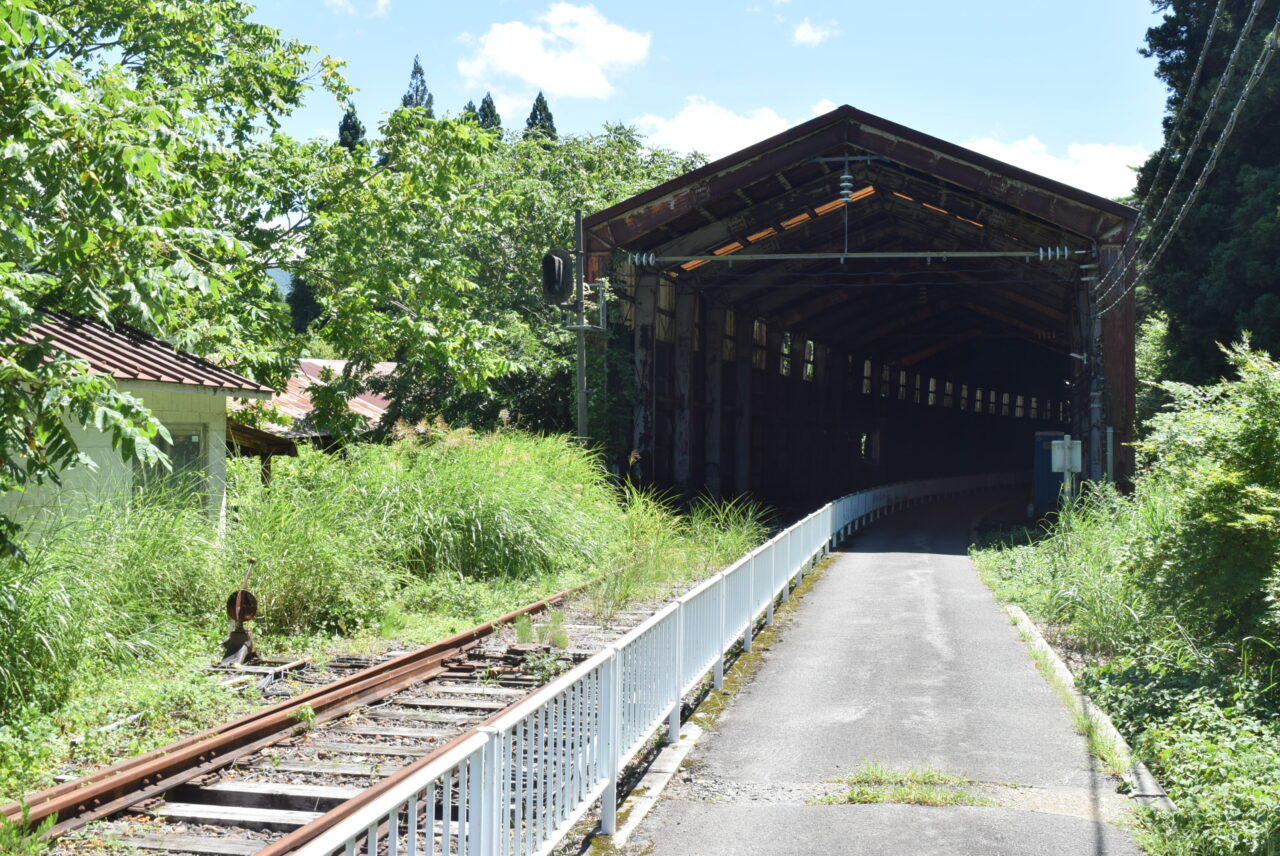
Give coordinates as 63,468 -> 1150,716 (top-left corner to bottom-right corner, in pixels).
250,0 -> 1172,200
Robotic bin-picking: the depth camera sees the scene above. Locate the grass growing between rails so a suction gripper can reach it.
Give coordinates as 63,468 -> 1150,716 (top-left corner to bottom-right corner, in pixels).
972,343 -> 1280,855
0,429 -> 767,804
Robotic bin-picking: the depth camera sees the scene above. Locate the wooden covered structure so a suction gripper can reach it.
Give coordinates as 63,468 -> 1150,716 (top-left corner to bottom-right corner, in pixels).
585,105 -> 1136,507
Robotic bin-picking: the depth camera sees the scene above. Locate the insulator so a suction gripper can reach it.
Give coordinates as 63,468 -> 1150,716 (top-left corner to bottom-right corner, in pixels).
839,173 -> 854,201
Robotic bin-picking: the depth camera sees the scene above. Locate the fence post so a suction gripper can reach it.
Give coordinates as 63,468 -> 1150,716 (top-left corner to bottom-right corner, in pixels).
743,555 -> 754,653
668,603 -> 683,743
600,649 -> 620,835
766,543 -> 776,625
781,531 -> 792,603
474,728 -> 498,856
713,575 -> 726,690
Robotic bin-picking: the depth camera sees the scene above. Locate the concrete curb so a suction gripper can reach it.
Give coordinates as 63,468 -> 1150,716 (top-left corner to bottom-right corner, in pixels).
1005,604 -> 1175,813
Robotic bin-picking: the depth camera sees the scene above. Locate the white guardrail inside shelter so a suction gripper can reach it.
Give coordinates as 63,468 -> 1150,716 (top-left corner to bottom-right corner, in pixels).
298,472 -> 1022,856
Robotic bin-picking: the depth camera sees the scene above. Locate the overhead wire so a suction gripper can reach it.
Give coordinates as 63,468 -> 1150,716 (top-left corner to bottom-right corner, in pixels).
1096,3 -> 1280,318
1091,0 -> 1228,301
1094,0 -> 1275,312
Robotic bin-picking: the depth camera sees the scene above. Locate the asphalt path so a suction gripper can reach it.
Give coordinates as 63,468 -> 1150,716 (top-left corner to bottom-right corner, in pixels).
629,494 -> 1144,856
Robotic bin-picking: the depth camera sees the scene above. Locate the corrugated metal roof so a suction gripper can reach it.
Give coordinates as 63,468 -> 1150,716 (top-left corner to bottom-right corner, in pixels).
235,360 -> 395,438
19,312 -> 273,395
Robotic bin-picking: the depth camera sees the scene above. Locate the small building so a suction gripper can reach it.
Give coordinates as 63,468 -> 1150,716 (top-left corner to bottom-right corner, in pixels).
232,359 -> 395,445
3,313 -> 273,519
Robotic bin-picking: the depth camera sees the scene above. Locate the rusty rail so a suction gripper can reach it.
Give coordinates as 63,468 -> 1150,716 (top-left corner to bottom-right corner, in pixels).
1,585 -> 582,838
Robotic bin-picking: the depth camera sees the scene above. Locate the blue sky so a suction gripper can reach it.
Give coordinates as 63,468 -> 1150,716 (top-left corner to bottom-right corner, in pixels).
251,0 -> 1170,198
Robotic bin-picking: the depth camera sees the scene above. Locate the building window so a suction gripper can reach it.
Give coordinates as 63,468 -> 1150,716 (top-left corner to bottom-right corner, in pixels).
862,359 -> 873,395
752,319 -> 767,370
1015,394 -> 1025,418
943,381 -> 954,408
780,332 -> 793,377
914,374 -> 922,404
928,377 -> 938,406
974,387 -> 984,414
989,389 -> 998,415
960,383 -> 968,411
859,431 -> 872,459
881,365 -> 891,398
898,369 -> 908,400
1030,396 -> 1038,419
136,424 -> 208,493
1001,392 -> 1011,417
802,340 -> 816,382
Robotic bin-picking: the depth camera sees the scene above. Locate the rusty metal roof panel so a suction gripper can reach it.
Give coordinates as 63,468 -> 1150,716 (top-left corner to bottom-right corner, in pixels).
19,313 -> 273,394
235,360 -> 395,438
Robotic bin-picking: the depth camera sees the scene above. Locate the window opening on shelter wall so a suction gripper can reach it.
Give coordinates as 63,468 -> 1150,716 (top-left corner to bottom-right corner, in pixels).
880,365 -> 890,398
943,381 -> 954,408
780,332 -> 792,377
974,388 -> 984,414
752,320 -> 767,370
1030,397 -> 1038,419
722,309 -> 736,362
862,359 -> 873,395
960,384 -> 968,410
136,424 -> 208,493
1015,395 -> 1025,418
1002,393 -> 1011,417
802,340 -> 816,382
859,431 -> 872,459
898,370 -> 907,400
928,378 -> 938,406
914,374 -> 922,404
989,390 -> 998,415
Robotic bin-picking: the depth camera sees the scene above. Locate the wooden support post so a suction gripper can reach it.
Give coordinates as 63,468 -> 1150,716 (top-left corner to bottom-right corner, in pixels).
672,289 -> 696,490
735,312 -> 753,495
1098,240 -> 1135,483
633,275 -> 658,484
704,305 -> 726,500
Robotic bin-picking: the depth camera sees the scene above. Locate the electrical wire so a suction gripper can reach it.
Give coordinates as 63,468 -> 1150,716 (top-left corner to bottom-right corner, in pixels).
1096,6 -> 1280,318
1092,0 -> 1228,301
1094,0 -> 1271,308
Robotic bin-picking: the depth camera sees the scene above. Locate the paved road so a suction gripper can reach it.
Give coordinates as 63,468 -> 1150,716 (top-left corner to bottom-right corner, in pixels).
628,495 -> 1144,856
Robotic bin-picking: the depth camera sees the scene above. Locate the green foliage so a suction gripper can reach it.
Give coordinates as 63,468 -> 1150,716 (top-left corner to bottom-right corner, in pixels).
399,55 -> 433,115
286,275 -> 323,334
1138,0 -> 1280,384
0,801 -> 54,856
0,0 -> 350,551
974,340 -> 1280,855
337,106 -> 365,151
477,92 -> 501,130
524,91 -> 557,140
1136,311 -> 1173,429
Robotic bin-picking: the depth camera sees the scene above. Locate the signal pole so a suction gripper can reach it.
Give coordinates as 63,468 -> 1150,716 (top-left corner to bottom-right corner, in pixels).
574,209 -> 588,442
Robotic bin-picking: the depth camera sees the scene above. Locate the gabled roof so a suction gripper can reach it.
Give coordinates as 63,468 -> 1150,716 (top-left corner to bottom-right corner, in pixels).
585,104 -> 1136,278
19,312 -> 273,395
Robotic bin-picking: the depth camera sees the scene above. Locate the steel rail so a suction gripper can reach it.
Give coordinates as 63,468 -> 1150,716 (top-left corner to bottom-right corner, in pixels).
2,584 -> 586,838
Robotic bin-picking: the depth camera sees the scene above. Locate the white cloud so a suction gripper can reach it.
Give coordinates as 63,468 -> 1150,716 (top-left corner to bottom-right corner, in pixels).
793,17 -> 839,46
811,98 -> 837,116
633,96 -> 790,160
961,135 -> 1148,199
324,0 -> 389,16
457,3 -> 649,99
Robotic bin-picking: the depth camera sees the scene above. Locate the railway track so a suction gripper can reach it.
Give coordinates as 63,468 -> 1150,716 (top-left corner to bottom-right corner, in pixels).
4,587 -> 663,856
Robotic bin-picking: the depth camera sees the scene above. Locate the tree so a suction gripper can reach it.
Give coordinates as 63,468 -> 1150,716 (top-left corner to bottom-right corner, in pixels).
477,93 -> 502,131
287,276 -> 323,333
461,99 -> 477,121
338,106 -> 365,151
0,0 -> 346,553
295,116 -> 513,437
1136,0 -> 1280,383
400,54 -> 434,116
524,91 -> 557,139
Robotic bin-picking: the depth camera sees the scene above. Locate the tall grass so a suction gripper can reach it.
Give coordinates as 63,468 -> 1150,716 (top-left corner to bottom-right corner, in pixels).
0,429 -> 768,799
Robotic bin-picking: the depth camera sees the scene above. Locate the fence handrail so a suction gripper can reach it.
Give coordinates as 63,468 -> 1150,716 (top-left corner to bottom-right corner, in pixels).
297,471 -> 1023,856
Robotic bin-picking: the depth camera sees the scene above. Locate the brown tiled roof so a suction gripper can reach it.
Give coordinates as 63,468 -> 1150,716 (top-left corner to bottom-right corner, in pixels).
19,312 -> 273,395
233,359 -> 394,438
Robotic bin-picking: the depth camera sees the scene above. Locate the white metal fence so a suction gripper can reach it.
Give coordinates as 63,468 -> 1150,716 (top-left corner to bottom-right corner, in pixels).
298,472 -> 1020,856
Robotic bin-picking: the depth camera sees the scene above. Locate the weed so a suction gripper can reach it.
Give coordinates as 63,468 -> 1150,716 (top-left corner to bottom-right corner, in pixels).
290,703 -> 317,731
836,762 -> 973,788
523,651 -> 567,686
513,614 -> 534,644
0,803 -> 53,856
